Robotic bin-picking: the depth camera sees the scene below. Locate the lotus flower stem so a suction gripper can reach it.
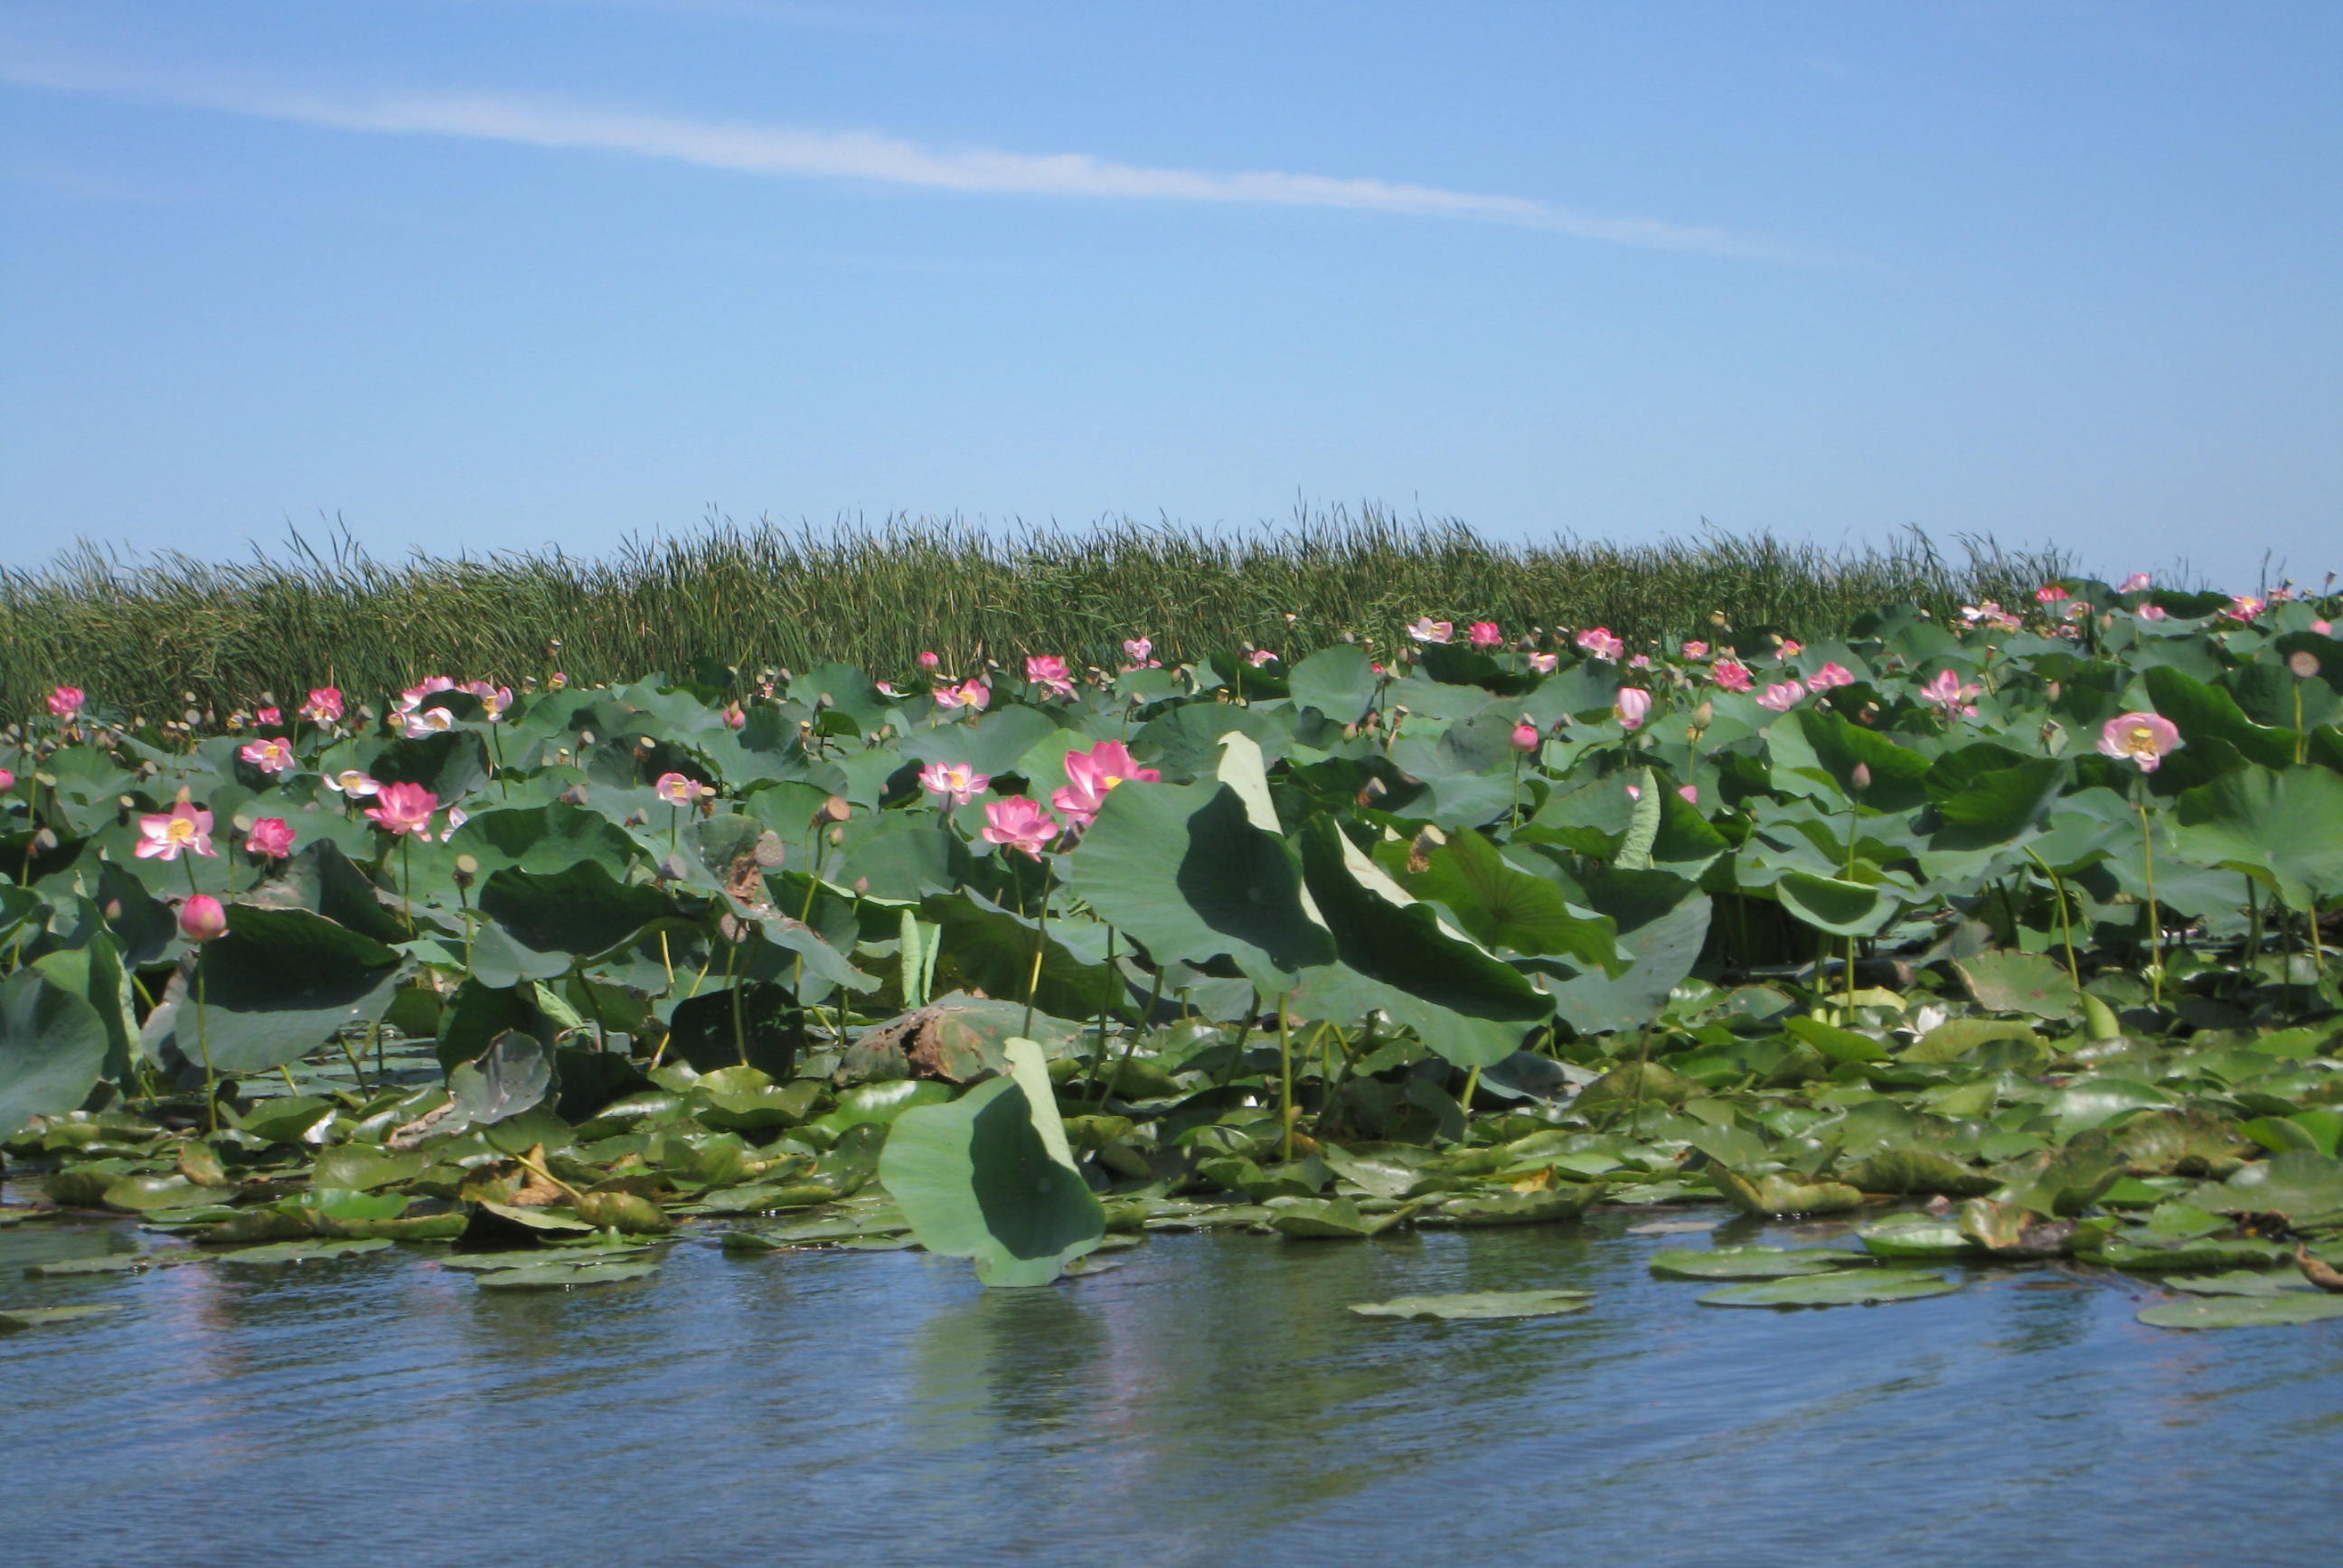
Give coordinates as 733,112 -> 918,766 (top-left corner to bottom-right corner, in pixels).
1277,994 -> 1295,1164
1080,927 -> 1120,1104
2023,846 -> 2084,993
1021,890 -> 1049,1042
193,965 -> 217,1135
2135,787 -> 2164,1007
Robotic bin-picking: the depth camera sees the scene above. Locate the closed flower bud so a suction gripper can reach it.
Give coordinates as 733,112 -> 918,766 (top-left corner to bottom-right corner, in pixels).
179,894 -> 229,944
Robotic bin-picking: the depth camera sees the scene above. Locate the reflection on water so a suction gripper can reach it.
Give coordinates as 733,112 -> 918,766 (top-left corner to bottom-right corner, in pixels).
5,1202 -> 2341,1568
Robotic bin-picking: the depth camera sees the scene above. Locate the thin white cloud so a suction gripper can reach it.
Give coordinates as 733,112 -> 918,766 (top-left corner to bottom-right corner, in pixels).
0,49 -> 1811,259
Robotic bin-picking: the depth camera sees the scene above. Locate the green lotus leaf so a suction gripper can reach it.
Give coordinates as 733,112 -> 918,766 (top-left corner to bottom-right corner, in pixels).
1648,1246 -> 1850,1280
2136,1294 -> 2343,1330
0,965 -> 110,1141
1699,1268 -> 1961,1309
1349,1290 -> 1592,1321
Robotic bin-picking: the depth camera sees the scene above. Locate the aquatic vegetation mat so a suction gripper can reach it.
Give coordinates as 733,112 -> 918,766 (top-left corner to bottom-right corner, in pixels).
6,572 -> 2343,1338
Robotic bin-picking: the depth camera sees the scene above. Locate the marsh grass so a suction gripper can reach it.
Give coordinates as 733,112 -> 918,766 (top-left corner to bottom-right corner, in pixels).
0,506 -> 2069,720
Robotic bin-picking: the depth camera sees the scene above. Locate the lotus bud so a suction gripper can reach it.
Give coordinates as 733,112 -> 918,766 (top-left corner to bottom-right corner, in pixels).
854,877 -> 870,895
1692,700 -> 1714,728
828,825 -> 846,847
917,651 -> 942,671
1850,763 -> 1872,793
179,894 -> 229,944
1510,721 -> 1540,752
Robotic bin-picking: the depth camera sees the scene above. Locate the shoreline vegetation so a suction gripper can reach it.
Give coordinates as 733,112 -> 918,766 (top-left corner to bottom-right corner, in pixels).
5,571 -> 2343,1323
0,510 -> 2075,725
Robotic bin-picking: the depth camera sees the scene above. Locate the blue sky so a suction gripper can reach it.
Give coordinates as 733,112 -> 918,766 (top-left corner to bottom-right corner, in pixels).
2,1 -> 2337,587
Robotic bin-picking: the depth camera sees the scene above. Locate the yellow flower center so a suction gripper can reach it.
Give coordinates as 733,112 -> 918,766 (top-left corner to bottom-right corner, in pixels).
2123,724 -> 2159,755
165,818 -> 195,842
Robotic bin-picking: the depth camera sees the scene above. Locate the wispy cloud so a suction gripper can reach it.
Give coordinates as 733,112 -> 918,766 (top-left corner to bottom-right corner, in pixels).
0,49 -> 1811,260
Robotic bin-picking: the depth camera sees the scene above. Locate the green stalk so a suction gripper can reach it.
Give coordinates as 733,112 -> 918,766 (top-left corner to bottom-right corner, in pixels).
2137,790 -> 2165,1008
1277,993 -> 1295,1163
2024,845 -> 2084,994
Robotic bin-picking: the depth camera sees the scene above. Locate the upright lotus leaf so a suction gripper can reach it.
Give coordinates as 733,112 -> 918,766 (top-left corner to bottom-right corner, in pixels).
177,906 -> 405,1075
899,707 -> 1065,779
456,802 -> 643,881
1540,868 -> 1710,1037
1377,829 -> 1621,970
1775,871 -> 1898,938
1065,778 -> 1331,993
0,965 -> 109,1139
471,861 -> 673,988
2172,765 -> 2343,913
1927,755 -> 2066,852
919,891 -> 1117,1021
370,728 -> 492,803
33,929 -> 139,1084
1952,950 -> 2078,1019
1288,643 -> 1380,725
1766,709 -> 1933,810
831,809 -> 968,902
2142,665 -> 2298,769
1131,703 -> 1290,783
275,837 -> 409,946
787,663 -> 896,732
1294,816 -> 1552,1069
2188,1150 -> 2343,1223
443,1031 -> 555,1132
879,1038 -> 1105,1286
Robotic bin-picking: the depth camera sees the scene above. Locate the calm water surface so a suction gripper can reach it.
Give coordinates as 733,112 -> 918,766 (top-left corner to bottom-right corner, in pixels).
5,1196 -> 2339,1568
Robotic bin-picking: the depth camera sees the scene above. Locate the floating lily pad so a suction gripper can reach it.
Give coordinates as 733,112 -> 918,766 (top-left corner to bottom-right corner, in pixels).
437,1246 -> 655,1272
24,1252 -> 174,1277
2160,1270 -> 2312,1298
1426,1187 -> 1597,1228
1266,1196 -> 1406,1238
1856,1221 -> 1979,1261
213,1238 -> 393,1266
1650,1246 -> 1850,1280
1698,1268 -> 1961,1309
475,1261 -> 661,1290
2136,1293 -> 2343,1329
0,1303 -> 124,1331
1350,1290 -> 1595,1321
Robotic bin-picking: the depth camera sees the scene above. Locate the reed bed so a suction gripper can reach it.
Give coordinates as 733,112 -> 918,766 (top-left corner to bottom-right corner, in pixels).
0,507 -> 2069,721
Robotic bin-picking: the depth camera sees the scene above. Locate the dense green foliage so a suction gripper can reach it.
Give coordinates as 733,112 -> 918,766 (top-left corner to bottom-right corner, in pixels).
6,571 -> 2343,1328
0,512 -> 2072,724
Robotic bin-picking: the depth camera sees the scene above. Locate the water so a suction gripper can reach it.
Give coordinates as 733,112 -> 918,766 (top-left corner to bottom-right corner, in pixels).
5,1201 -> 2340,1568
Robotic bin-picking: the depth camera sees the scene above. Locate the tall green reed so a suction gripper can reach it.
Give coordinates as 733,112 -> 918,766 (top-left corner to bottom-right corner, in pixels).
0,505 -> 2071,721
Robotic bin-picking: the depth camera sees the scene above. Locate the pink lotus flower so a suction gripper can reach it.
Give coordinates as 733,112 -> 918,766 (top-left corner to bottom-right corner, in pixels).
934,678 -> 992,712
1678,784 -> 1699,803
324,770 -> 381,799
2119,573 -> 2153,594
1921,669 -> 1981,719
2035,584 -> 2069,604
1808,662 -> 1856,690
245,818 -> 296,859
1245,649 -> 1278,668
982,796 -> 1060,859
917,651 -> 943,671
1526,653 -> 1559,673
1777,639 -> 1804,658
1614,688 -> 1652,730
1755,679 -> 1806,713
723,701 -> 747,730
2316,620 -> 2335,636
239,737 -> 296,775
2225,596 -> 2264,622
1681,641 -> 1710,660
464,681 -> 513,721
400,706 -> 454,739
2098,711 -> 2182,772
654,772 -> 711,808
1121,637 -> 1153,665
1576,627 -> 1625,662
47,686 -> 85,718
1467,621 -> 1503,650
0,768 -> 14,793
1405,617 -> 1454,644
1025,655 -> 1076,699
1511,721 -> 1540,752
919,761 -> 992,807
1959,601 -> 2022,632
397,675 -> 456,711
364,782 -> 439,839
255,706 -> 282,726
136,802 -> 219,861
1051,740 -> 1162,828
1710,659 -> 1755,693
875,681 -> 903,698
300,687 -> 344,724
178,894 -> 229,944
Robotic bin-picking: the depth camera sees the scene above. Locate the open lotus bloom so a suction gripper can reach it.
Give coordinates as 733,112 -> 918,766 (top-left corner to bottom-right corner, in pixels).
1466,621 -> 1503,649
1755,679 -> 1806,712
1614,688 -> 1652,730
136,802 -> 218,861
325,770 -> 381,799
1709,659 -> 1754,692
1807,662 -> 1856,690
1921,669 -> 1981,718
244,817 -> 296,858
1051,740 -> 1161,827
918,761 -> 992,807
654,771 -> 712,807
2097,711 -> 2182,771
1575,627 -> 1625,662
1405,617 -> 1453,643
299,686 -> 344,723
239,737 -> 296,775
981,795 -> 1060,858
364,781 -> 440,839
1024,654 -> 1077,698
